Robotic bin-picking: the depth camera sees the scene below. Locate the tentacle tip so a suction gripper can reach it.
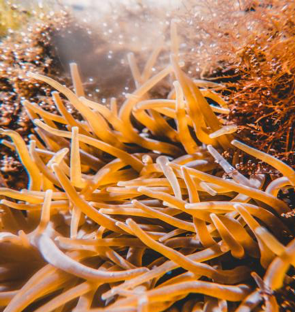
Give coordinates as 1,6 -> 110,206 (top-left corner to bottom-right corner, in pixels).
179,165 -> 185,171
209,213 -> 217,219
32,118 -> 41,125
220,243 -> 229,253
20,99 -> 28,106
156,155 -> 168,165
46,189 -> 53,196
255,227 -> 266,236
172,80 -> 179,88
126,218 -> 134,226
27,72 -> 38,79
137,186 -> 145,192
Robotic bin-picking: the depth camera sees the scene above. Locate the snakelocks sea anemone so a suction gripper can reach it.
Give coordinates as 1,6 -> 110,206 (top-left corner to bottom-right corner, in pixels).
0,7 -> 294,312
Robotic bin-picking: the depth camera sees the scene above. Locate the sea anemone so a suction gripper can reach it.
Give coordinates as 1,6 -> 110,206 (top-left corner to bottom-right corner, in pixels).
0,7 -> 136,189
0,18 -> 294,312
0,9 -> 83,189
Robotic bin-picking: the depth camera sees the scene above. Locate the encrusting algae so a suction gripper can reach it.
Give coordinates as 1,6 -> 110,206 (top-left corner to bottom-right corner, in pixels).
0,11 -> 294,312
177,0 -> 295,174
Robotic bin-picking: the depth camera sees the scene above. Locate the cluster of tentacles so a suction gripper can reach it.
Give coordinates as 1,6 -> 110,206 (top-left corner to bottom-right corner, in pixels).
0,24 -> 294,312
